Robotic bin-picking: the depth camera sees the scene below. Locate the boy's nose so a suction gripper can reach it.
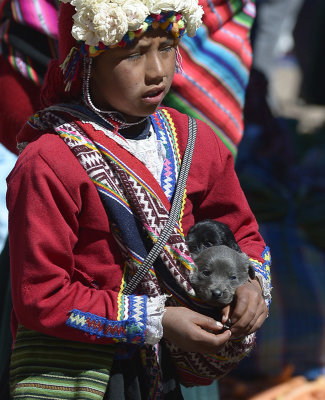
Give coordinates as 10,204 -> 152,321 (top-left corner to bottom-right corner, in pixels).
145,54 -> 165,83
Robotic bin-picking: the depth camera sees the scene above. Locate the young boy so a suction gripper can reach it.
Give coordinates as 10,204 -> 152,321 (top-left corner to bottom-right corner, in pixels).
7,1 -> 271,398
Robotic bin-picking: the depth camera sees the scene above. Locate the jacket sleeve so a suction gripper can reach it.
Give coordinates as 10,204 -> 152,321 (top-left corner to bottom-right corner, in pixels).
7,137 -> 148,345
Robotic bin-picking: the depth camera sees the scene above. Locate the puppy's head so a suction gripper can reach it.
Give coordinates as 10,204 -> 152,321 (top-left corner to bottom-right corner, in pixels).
189,245 -> 255,307
186,219 -> 241,254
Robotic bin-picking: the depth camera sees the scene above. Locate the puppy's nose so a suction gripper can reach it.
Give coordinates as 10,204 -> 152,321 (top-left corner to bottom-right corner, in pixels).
212,289 -> 222,298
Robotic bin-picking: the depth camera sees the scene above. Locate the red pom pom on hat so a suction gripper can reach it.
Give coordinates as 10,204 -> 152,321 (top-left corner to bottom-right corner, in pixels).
40,3 -> 82,107
58,3 -> 77,64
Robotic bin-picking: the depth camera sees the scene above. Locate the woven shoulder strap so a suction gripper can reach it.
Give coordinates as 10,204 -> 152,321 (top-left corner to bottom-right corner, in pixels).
123,116 -> 197,295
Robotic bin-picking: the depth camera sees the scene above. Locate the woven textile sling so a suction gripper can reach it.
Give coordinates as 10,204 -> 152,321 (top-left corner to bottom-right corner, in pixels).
123,115 -> 197,295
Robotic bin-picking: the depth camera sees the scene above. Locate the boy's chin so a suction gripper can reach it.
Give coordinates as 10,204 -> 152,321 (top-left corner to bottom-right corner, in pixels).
123,106 -> 161,123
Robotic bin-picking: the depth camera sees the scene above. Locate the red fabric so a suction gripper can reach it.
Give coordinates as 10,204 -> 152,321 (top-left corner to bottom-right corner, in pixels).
40,58 -> 82,107
40,3 -> 82,107
0,0 -> 9,16
57,3 -> 76,62
0,55 -> 41,154
7,108 -> 265,345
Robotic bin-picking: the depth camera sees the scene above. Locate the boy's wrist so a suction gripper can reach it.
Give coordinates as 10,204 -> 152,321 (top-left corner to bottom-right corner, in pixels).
249,276 -> 263,293
145,295 -> 168,346
252,271 -> 272,308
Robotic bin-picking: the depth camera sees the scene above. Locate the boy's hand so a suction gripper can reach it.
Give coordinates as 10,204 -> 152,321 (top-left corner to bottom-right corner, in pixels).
162,307 -> 231,353
222,278 -> 267,337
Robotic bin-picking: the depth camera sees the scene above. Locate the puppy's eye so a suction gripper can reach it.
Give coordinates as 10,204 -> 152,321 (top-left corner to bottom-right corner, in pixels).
203,240 -> 213,248
229,276 -> 237,281
202,270 -> 212,277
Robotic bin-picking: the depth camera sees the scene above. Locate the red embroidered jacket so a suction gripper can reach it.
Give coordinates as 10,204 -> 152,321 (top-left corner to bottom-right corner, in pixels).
7,108 -> 269,345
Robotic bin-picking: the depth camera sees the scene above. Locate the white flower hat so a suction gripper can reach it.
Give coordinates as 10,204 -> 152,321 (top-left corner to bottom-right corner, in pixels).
61,0 -> 203,50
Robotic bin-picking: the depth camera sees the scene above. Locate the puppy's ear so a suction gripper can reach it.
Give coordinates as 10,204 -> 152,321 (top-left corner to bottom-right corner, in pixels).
248,264 -> 255,279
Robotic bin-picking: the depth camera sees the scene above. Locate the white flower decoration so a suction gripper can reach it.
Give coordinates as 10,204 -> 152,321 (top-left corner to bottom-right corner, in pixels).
146,0 -> 184,14
64,0 -> 203,46
183,3 -> 204,37
121,0 -> 149,31
72,1 -> 128,46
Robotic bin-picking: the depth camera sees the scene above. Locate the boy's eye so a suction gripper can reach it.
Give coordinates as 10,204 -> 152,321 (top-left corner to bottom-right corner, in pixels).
126,52 -> 141,61
229,276 -> 237,281
202,270 -> 212,277
160,45 -> 173,53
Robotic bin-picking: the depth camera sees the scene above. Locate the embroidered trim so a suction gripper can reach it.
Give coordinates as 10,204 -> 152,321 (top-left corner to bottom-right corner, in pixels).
150,110 -> 179,201
117,261 -> 128,321
160,108 -> 187,232
250,246 -> 272,306
161,109 -> 182,166
249,246 -> 271,283
66,295 -> 147,344
58,128 -> 135,214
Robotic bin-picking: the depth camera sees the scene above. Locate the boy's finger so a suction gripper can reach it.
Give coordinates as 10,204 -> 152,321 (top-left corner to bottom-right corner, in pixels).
247,312 -> 268,334
230,304 -> 267,335
196,315 -> 225,333
221,305 -> 231,324
199,329 -> 232,353
231,313 -> 257,335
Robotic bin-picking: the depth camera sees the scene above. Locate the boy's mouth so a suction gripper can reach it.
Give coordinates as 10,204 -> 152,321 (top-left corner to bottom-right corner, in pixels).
142,86 -> 165,104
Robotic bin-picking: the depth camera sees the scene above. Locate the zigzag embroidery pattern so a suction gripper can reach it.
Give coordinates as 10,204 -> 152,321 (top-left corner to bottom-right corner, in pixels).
158,108 -> 188,232
110,155 -> 195,297
249,246 -> 271,283
58,124 -> 134,215
150,110 -> 179,201
95,140 -> 162,203
66,295 -> 147,343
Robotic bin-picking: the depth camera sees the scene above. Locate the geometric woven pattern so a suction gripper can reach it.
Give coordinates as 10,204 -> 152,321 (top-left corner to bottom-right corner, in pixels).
66,295 -> 147,344
166,332 -> 256,387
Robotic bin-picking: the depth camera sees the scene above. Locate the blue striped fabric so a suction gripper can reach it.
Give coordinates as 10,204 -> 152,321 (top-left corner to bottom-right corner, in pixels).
164,0 -> 256,155
181,27 -> 248,100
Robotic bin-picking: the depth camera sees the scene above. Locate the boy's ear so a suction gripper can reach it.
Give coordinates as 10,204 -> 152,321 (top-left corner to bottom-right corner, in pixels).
248,264 -> 256,280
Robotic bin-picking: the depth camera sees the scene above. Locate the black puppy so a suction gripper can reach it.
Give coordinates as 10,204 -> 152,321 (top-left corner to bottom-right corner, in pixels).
187,220 -> 255,307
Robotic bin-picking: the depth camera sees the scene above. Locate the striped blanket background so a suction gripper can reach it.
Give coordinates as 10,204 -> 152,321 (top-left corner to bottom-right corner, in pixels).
165,0 -> 255,155
0,0 -> 58,85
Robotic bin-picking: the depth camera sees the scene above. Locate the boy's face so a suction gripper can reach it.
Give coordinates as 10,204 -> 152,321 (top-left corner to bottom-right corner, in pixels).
89,29 -> 177,122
